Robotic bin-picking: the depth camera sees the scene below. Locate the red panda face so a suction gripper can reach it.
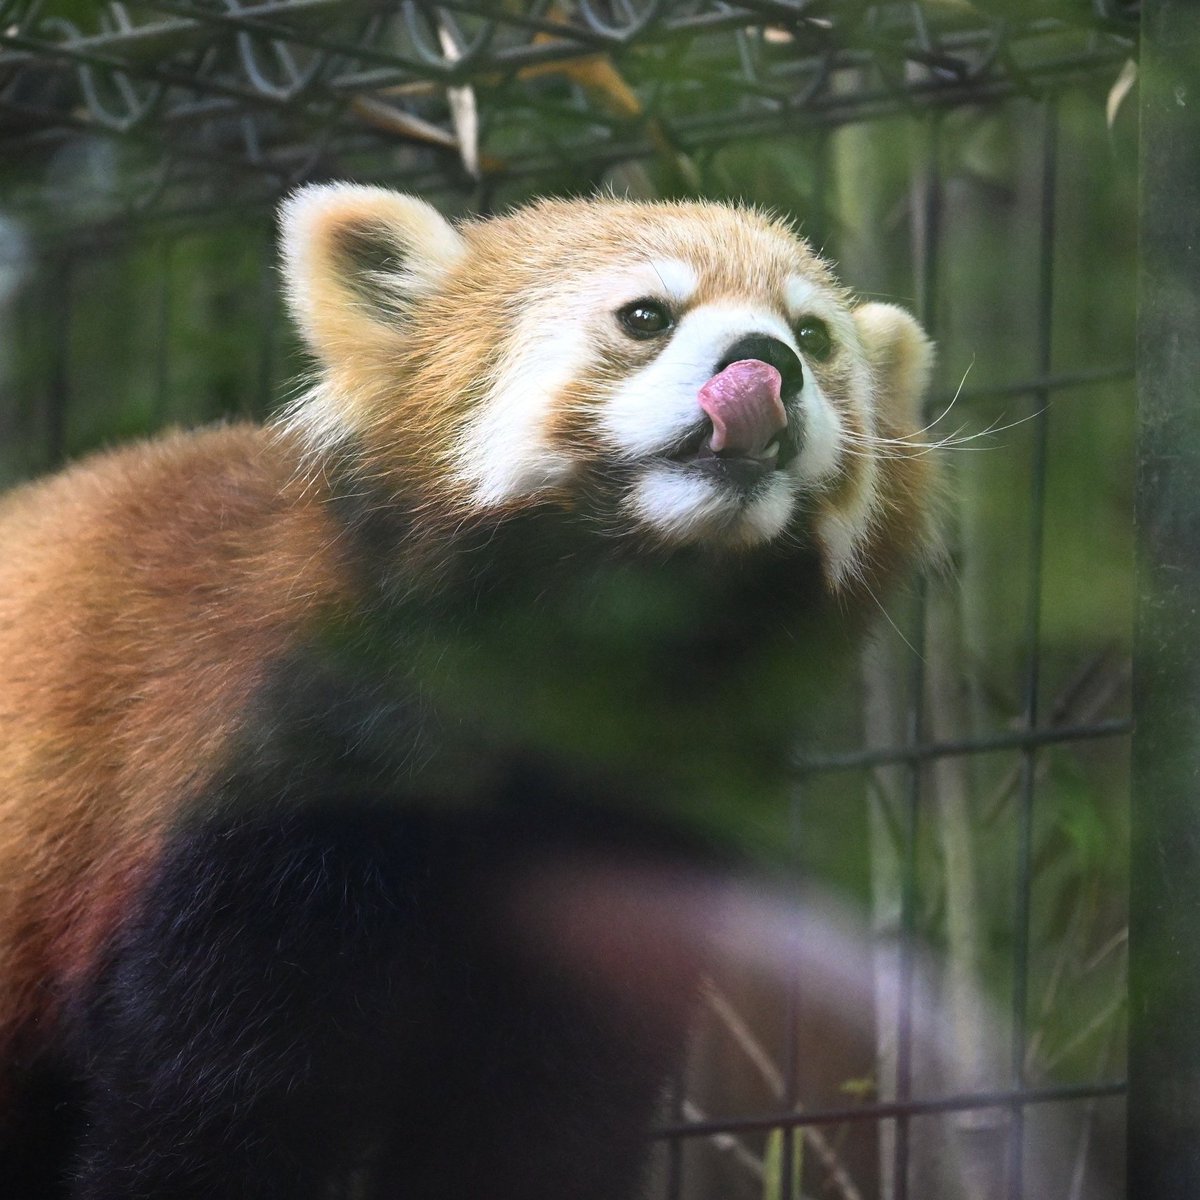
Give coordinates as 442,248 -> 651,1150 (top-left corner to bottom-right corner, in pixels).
279,186 -> 935,588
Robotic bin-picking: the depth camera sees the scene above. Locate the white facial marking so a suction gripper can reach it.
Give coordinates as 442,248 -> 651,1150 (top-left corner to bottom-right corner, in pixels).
740,475 -> 797,544
280,381 -> 354,453
628,469 -> 728,540
785,275 -> 822,318
583,260 -> 697,312
455,321 -> 586,504
645,258 -> 698,307
601,295 -> 867,549
786,275 -> 852,341
793,377 -> 843,485
454,261 -> 706,506
602,302 -> 800,457
816,508 -> 867,588
820,447 -> 880,580
628,466 -> 797,548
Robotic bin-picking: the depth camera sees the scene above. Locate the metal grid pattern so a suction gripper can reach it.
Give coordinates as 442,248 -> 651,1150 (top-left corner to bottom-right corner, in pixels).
1,1 -> 1137,221
763,99 -> 1128,1200
0,3 -> 1141,1198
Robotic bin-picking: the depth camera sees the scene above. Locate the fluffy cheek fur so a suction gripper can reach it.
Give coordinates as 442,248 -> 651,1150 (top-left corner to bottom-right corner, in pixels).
450,296 -> 856,552
450,314 -> 587,507
605,300 -> 933,581
277,188 -> 935,582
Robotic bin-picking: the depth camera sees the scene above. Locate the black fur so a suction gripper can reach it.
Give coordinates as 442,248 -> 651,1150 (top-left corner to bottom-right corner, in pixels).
15,476 -> 839,1199
71,789 -> 711,1200
3,1046 -> 83,1200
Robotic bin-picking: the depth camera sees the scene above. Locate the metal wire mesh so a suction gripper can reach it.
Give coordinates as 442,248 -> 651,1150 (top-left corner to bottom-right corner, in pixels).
0,3 -> 1140,1198
1,1 -> 1137,221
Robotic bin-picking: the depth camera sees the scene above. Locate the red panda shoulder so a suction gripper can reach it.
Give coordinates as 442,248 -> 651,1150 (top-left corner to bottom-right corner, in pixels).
0,423 -> 352,1044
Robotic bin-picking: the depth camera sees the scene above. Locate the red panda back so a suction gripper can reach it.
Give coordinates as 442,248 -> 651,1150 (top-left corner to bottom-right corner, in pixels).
0,424 -> 348,1057
0,189 -> 938,1198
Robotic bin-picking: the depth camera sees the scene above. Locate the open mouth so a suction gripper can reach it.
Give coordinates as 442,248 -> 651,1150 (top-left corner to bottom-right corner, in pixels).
660,357 -> 799,489
665,420 -> 796,488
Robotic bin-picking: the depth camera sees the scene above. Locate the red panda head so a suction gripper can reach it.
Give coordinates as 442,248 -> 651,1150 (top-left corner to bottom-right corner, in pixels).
279,185 -> 936,590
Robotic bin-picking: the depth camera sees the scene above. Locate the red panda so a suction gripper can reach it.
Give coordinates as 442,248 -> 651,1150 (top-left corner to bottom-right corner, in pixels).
0,186 -> 935,1199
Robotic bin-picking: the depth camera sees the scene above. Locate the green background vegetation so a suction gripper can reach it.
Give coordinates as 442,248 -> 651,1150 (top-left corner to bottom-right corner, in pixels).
0,39 -> 1137,1200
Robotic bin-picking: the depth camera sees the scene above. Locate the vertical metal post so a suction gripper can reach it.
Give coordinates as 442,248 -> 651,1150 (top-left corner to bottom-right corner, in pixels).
894,113 -> 941,1200
1008,97 -> 1058,1200
1129,0 -> 1200,1195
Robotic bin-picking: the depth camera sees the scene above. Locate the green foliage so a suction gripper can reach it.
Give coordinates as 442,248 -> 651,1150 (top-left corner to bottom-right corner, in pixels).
761,1129 -> 803,1200
0,68 -> 1136,1199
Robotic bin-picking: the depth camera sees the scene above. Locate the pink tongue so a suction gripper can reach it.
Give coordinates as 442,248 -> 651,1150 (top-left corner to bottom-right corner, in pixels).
697,360 -> 787,455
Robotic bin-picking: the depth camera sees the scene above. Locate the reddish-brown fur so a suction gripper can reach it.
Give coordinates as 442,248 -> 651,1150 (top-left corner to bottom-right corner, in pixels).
285,195 -> 855,527
0,190 -> 938,1124
0,425 -> 347,1062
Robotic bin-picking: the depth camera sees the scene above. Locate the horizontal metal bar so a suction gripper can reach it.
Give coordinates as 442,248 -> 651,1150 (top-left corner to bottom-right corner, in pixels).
653,1079 -> 1127,1138
0,11 -> 201,67
0,2 -> 1136,91
0,3 -> 1137,233
1,0 -> 366,69
794,717 -> 1132,775
938,365 -> 1136,408
134,0 -> 438,78
439,53 -> 1131,182
0,86 -> 293,180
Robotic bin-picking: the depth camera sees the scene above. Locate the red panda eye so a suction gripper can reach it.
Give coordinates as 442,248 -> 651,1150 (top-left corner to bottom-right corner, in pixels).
795,318 -> 833,361
617,299 -> 672,339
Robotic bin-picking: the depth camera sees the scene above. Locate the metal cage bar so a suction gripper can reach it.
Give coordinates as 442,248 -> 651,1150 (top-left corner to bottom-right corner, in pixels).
0,2 -> 1138,224
1008,95 -> 1059,1200
1129,0 -> 1200,1196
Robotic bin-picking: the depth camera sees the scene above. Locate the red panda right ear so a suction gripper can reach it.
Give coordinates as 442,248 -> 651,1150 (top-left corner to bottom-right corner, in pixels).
851,302 -> 934,438
279,184 -> 466,368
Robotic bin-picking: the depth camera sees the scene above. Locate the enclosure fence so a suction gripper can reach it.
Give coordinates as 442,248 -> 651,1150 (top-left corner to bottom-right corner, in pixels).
0,2 -> 1177,1198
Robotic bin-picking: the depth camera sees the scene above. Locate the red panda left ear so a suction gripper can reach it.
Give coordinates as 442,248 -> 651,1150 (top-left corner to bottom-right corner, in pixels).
851,302 -> 935,437
279,183 -> 466,369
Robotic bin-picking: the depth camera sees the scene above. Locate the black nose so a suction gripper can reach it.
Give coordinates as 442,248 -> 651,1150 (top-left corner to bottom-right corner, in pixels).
716,334 -> 804,398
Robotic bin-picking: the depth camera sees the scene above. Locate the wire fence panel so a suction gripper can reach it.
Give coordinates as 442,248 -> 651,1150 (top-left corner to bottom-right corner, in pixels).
1,3 -> 1138,222
0,3 -> 1143,1198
